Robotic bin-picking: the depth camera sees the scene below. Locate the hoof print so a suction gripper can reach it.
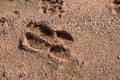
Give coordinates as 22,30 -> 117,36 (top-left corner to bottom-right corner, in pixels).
19,22 -> 74,61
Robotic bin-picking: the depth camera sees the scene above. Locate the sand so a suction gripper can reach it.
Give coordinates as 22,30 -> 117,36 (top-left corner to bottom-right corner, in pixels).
0,0 -> 120,80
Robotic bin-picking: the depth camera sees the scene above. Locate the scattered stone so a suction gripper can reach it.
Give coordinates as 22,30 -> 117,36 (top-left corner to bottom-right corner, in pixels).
18,72 -> 25,78
2,71 -> 7,77
0,17 -> 6,23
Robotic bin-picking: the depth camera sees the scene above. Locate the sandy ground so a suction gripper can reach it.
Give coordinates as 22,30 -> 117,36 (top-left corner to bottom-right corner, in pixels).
0,0 -> 120,80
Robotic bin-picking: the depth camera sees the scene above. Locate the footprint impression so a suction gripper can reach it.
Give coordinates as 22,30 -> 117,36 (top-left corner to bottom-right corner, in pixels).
39,0 -> 64,15
111,0 -> 120,15
20,22 -> 74,61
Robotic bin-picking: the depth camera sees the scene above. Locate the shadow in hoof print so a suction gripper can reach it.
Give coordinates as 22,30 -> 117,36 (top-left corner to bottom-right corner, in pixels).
56,30 -> 74,41
19,22 -> 74,61
111,0 -> 120,15
50,45 -> 71,60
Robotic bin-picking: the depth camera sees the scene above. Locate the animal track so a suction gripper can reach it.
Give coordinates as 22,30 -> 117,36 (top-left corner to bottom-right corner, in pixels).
39,0 -> 64,15
111,0 -> 120,15
20,22 -> 74,61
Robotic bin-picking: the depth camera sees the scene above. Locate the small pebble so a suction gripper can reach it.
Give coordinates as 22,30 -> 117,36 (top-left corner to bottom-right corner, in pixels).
117,56 -> 120,59
18,72 -> 25,78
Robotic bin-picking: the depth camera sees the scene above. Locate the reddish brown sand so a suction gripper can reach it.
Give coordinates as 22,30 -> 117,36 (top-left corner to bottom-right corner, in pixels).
0,0 -> 120,80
